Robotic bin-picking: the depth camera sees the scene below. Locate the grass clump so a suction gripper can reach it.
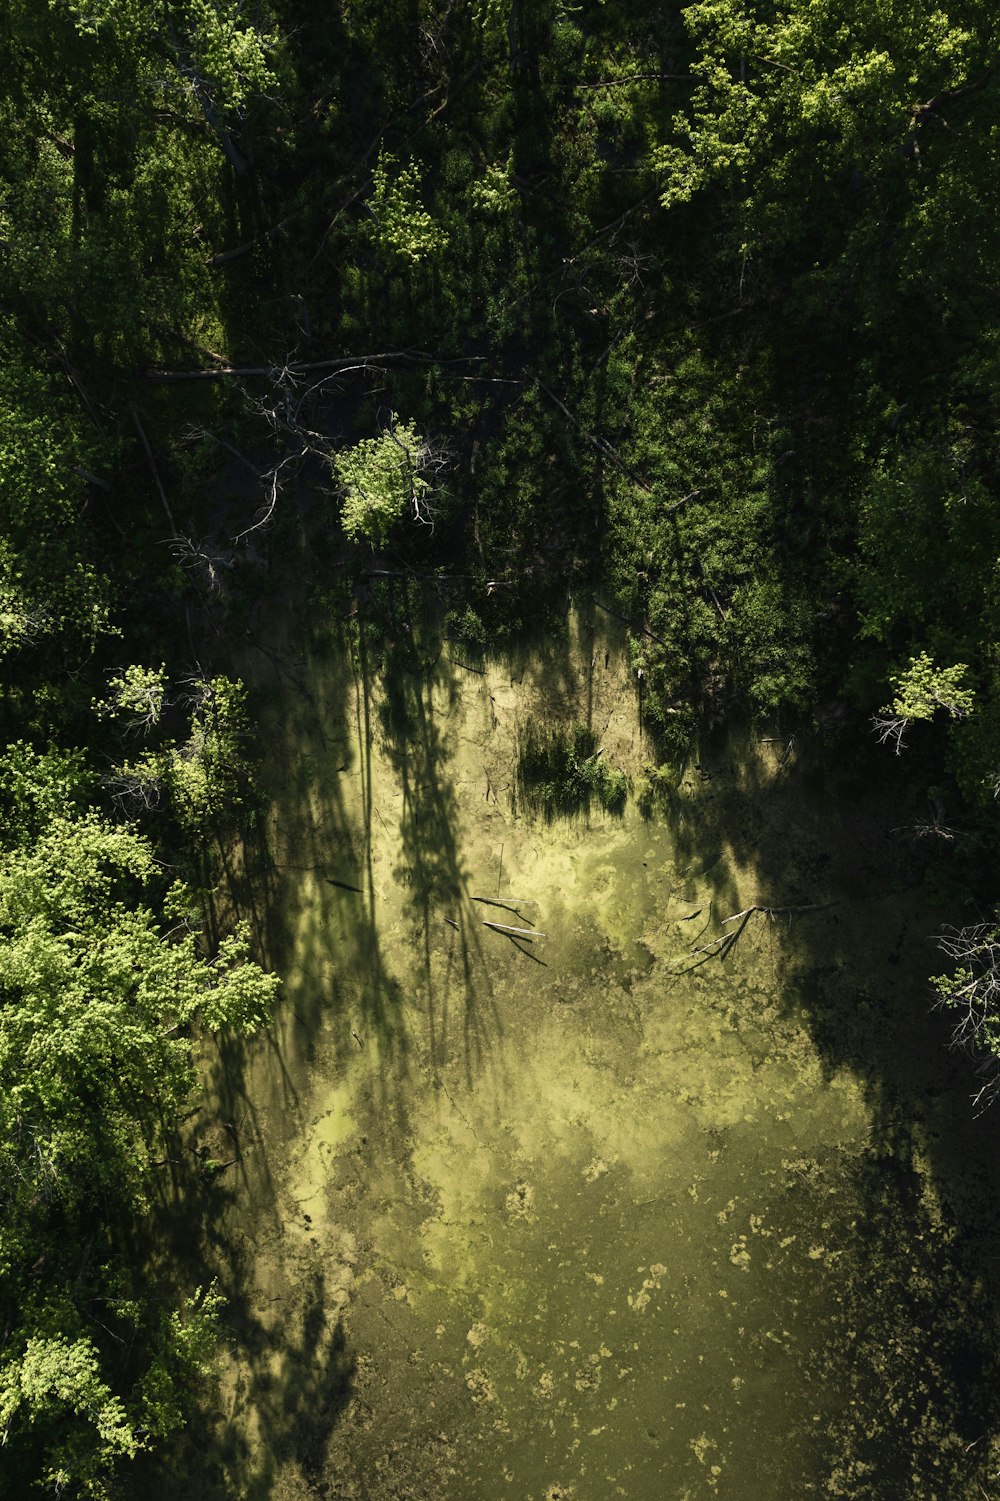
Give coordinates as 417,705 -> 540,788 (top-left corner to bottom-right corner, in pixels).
516,722 -> 628,818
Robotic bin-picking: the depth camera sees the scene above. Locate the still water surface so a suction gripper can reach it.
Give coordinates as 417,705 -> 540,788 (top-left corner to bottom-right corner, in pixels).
178,614 -> 1000,1500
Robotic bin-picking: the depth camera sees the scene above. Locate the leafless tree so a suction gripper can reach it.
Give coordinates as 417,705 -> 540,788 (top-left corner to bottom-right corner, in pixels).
934,923 -> 1000,1045
968,1056 -> 1000,1115
231,364 -> 337,541
892,799 -> 972,849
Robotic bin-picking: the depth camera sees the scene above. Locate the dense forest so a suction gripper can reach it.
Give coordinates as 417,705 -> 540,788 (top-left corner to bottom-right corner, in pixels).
3,0 -> 1000,1492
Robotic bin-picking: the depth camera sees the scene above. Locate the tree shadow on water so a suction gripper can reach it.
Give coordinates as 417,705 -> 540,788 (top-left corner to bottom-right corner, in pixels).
141,1190 -> 356,1501
668,725 -> 1000,1497
362,600 -> 504,1086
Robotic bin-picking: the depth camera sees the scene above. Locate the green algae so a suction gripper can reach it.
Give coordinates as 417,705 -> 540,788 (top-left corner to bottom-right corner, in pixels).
166,608 -> 1000,1501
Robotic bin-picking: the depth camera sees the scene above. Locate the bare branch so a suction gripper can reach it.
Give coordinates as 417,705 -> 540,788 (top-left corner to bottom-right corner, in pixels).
102,768 -> 164,814
933,921 -> 1000,1110
871,714 -> 909,754
170,535 -> 236,595
144,350 -> 489,382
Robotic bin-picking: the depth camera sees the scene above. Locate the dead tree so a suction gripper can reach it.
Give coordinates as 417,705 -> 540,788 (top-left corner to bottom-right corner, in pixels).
170,535 -> 236,596
934,922 -> 1000,1111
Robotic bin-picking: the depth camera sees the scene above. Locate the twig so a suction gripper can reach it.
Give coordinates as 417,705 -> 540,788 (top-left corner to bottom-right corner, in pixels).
471,896 -> 533,922
207,216 -> 294,266
538,380 -> 655,495
72,465 -> 110,491
722,902 -> 833,922
750,53 -> 800,76
471,894 -> 537,907
593,597 -> 670,651
664,488 -> 700,514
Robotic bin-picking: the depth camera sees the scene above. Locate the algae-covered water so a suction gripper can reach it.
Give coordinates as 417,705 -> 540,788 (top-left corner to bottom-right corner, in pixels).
169,608 -> 1000,1500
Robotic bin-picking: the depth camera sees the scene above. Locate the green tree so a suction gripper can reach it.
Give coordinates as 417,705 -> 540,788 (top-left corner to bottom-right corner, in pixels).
367,150 -> 449,265
0,0 -> 280,363
655,0 -> 997,279
874,651 -> 975,753
0,324 -> 108,668
0,801 -> 278,1494
101,671 -> 254,828
335,416 -> 442,546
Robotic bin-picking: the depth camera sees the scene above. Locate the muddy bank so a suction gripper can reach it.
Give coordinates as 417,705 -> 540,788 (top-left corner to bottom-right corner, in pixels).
156,606 -> 1000,1500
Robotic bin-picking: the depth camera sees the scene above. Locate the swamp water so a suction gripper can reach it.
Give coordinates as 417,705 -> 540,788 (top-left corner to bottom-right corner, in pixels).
168,611 -> 1000,1500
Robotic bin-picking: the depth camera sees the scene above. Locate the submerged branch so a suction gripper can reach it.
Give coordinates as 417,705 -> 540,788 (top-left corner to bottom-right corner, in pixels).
483,920 -> 547,939
471,896 -> 536,920
677,901 -> 834,972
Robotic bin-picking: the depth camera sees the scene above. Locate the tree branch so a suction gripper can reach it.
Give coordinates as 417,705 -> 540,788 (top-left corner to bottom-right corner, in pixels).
128,403 -> 176,533
144,350 -> 489,381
